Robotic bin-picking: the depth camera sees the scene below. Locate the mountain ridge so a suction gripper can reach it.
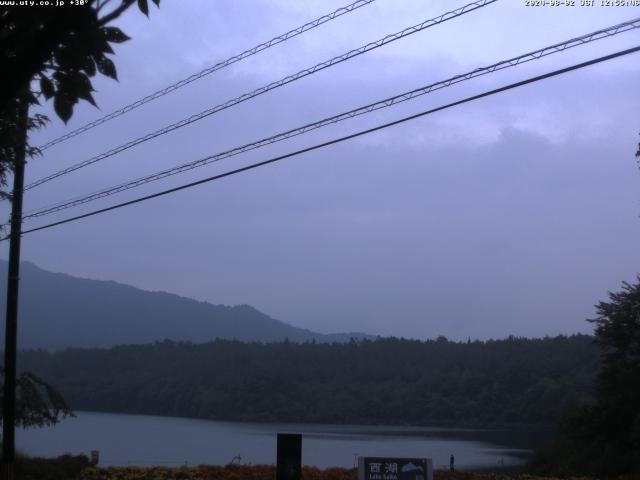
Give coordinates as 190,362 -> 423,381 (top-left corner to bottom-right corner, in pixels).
0,260 -> 374,350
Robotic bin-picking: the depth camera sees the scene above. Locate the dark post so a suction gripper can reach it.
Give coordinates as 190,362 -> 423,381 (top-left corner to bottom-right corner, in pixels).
276,433 -> 302,480
2,95 -> 28,480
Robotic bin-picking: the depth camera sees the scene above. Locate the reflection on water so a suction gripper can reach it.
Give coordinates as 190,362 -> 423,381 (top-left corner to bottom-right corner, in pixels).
17,411 -> 544,469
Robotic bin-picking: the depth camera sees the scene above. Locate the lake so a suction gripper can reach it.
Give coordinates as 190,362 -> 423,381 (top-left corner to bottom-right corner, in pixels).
16,411 -> 543,469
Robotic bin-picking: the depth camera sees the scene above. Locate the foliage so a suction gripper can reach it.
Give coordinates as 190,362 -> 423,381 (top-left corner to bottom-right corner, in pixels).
531,279 -> 640,476
590,278 -> 640,437
582,278 -> 640,473
0,367 -> 73,428
76,464 -> 634,480
0,95 -> 47,200
15,453 -> 91,480
0,0 -> 159,121
0,0 -> 159,196
19,335 -> 598,429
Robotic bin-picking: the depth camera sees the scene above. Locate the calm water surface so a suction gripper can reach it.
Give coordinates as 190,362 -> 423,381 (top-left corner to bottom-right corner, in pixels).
17,412 -> 542,469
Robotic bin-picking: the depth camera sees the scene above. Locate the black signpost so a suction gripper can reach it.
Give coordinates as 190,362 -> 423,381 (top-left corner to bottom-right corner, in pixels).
276,433 -> 302,480
358,457 -> 433,480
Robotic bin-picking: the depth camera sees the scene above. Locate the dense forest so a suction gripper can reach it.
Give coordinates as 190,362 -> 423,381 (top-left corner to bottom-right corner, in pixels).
18,335 -> 598,428
531,279 -> 640,476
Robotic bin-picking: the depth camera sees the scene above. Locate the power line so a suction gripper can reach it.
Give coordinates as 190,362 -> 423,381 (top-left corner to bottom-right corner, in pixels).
12,45 -> 639,240
36,0 -> 378,151
21,17 -> 640,220
24,0 -> 497,191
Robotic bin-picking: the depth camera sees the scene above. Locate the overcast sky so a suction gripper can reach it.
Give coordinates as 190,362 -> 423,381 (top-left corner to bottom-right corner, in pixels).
2,0 -> 640,340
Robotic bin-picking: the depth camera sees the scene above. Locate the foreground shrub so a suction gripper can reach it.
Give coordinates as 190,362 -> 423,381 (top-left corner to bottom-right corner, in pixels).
77,464 -> 638,480
15,453 -> 91,480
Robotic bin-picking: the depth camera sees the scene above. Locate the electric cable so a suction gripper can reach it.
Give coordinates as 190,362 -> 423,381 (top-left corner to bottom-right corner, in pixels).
25,0 -> 497,191
36,0 -> 378,151
21,17 -> 640,220
9,45 -> 638,240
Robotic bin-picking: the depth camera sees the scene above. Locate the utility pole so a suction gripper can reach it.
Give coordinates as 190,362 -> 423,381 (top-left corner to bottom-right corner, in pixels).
2,95 -> 28,480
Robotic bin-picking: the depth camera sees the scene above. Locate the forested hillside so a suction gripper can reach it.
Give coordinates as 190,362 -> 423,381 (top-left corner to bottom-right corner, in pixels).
18,335 -> 598,428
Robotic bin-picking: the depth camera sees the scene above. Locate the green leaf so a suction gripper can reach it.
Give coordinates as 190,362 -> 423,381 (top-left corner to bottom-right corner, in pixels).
101,39 -> 115,55
71,72 -> 97,107
40,76 -> 55,100
24,91 -> 39,106
53,94 -> 73,124
103,26 -> 130,44
96,55 -> 117,80
27,113 -> 49,131
55,71 -> 98,109
55,44 -> 88,70
83,55 -> 97,77
137,0 -> 149,16
78,90 -> 97,107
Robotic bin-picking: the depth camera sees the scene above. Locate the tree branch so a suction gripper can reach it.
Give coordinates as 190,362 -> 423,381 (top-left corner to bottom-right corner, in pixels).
96,0 -> 116,13
98,0 -> 135,26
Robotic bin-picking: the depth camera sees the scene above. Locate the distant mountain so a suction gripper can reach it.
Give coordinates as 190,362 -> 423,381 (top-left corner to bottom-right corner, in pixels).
0,260 -> 374,350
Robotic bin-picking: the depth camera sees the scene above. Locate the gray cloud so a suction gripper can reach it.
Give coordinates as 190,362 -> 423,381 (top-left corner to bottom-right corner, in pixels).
3,0 -> 639,340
